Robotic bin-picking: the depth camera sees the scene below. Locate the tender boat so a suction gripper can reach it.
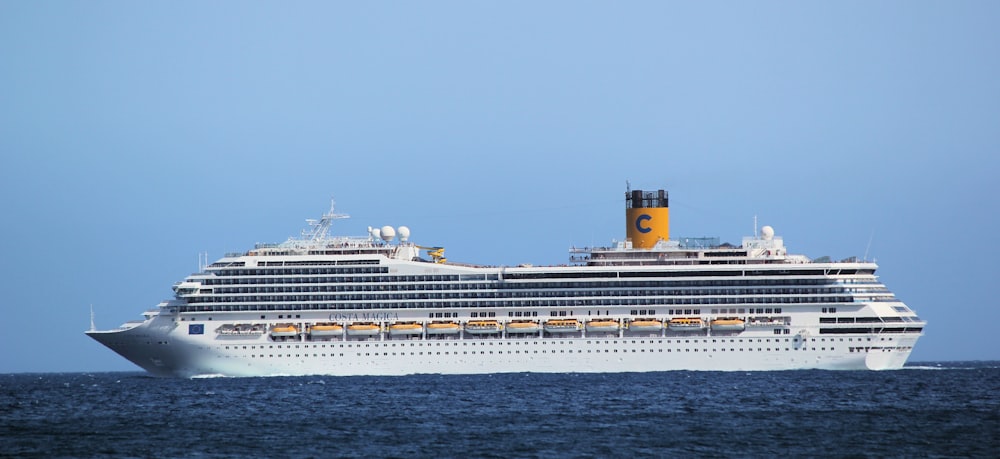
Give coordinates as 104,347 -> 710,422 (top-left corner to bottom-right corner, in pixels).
464,320 -> 503,334
544,318 -> 581,334
668,318 -> 705,331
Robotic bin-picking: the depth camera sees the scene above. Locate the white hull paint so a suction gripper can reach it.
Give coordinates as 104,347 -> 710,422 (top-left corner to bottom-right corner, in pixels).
87,315 -> 917,377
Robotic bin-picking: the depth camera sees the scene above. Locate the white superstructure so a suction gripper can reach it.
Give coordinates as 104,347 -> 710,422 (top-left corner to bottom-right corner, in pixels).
87,190 -> 924,377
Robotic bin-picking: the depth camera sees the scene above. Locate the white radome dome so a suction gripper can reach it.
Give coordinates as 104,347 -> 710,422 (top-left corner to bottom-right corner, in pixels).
371,227 -> 381,240
380,225 -> 396,242
761,225 -> 775,240
397,226 -> 410,242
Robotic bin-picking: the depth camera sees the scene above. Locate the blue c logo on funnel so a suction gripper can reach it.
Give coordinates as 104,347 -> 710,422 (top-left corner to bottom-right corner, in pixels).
635,214 -> 652,233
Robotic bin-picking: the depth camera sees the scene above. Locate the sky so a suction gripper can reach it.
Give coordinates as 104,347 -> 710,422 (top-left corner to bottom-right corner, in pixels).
1,1 -> 997,373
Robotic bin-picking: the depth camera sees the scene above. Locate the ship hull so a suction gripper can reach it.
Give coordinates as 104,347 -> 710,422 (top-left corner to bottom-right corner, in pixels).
87,316 -> 919,377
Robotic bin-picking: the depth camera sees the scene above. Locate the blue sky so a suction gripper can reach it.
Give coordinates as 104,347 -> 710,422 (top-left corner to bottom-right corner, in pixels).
1,1 -> 997,372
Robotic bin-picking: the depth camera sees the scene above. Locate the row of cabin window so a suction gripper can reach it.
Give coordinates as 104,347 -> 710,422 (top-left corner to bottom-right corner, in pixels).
181,296 -> 856,311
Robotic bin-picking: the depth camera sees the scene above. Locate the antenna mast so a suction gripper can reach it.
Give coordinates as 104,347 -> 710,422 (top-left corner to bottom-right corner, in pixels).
89,304 -> 96,332
302,198 -> 350,241
864,230 -> 875,262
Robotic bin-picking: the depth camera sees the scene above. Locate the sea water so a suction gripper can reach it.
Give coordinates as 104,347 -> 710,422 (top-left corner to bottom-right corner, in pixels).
2,361 -> 998,458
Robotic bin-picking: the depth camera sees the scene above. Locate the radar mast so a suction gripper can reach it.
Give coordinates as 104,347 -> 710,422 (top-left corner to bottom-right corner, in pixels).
302,198 -> 350,241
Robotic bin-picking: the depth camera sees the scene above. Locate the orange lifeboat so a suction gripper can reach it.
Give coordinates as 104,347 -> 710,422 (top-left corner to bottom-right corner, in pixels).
628,318 -> 663,332
388,321 -> 424,336
426,321 -> 461,335
309,323 -> 344,337
506,320 -> 541,334
270,323 -> 299,337
346,322 -> 381,336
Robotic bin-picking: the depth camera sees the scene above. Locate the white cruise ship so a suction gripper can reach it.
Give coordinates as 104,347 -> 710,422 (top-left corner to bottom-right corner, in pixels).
87,189 -> 924,377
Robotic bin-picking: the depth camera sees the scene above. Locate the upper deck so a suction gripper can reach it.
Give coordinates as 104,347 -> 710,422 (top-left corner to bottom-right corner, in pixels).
219,200 -> 432,263
568,224 -> 835,267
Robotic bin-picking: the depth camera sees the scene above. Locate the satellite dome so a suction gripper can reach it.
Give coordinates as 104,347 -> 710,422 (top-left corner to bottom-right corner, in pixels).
397,226 -> 410,242
761,225 -> 775,240
380,225 -> 396,242
371,227 -> 381,240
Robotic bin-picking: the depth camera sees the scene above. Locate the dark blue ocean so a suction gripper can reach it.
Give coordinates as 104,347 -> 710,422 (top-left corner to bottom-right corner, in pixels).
2,362 -> 998,458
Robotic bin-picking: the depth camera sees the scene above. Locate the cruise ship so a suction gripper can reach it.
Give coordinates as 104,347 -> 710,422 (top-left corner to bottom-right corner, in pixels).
87,189 -> 924,377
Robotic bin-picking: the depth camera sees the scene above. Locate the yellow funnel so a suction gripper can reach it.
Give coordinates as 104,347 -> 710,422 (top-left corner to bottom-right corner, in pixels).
626,189 -> 669,249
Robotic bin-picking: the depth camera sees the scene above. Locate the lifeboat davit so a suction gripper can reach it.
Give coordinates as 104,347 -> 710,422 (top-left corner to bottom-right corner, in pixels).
628,318 -> 663,332
585,319 -> 620,333
543,319 -> 581,334
710,318 -> 746,332
346,322 -> 381,336
506,320 -> 541,334
464,320 -> 503,334
388,321 -> 424,336
270,324 -> 299,337
426,321 -> 461,335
